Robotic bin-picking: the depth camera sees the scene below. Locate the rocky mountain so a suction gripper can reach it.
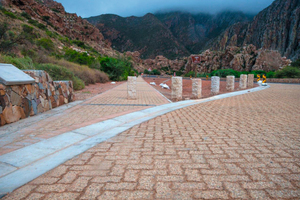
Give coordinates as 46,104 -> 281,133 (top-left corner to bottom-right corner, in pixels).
87,13 -> 190,59
1,0 -> 113,55
86,11 -> 253,59
210,0 -> 300,61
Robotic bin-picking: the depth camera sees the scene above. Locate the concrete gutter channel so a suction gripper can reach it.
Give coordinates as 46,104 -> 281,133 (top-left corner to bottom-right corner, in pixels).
0,85 -> 270,196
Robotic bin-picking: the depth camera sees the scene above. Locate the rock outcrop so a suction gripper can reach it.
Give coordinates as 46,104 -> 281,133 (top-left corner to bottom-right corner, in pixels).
210,0 -> 300,61
3,0 -> 112,54
185,45 -> 292,73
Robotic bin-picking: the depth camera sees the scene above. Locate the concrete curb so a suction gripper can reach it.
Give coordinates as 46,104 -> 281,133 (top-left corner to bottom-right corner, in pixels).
0,85 -> 270,195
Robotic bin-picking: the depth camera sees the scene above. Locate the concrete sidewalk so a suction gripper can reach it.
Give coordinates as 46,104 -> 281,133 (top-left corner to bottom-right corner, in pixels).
1,83 -> 300,199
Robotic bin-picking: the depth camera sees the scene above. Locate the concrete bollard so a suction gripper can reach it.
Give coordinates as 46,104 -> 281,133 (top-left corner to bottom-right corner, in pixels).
226,76 -> 235,91
127,76 -> 137,100
247,74 -> 254,88
211,76 -> 220,95
171,76 -> 182,101
239,74 -> 247,89
192,78 -> 202,99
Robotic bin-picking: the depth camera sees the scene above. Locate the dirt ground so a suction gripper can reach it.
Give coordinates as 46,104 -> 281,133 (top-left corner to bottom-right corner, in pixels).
74,81 -> 125,100
143,77 -> 257,101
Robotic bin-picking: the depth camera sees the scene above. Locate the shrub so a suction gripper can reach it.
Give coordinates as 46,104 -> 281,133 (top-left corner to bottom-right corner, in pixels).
28,19 -> 39,26
37,23 -> 47,30
0,55 -> 35,69
100,56 -> 134,81
42,16 -> 50,21
21,12 -> 31,19
40,57 -> 109,84
37,38 -> 54,51
184,71 -> 195,77
2,10 -> 17,19
35,63 -> 85,90
274,66 -> 300,78
71,40 -> 86,49
266,71 -> 275,78
144,69 -> 150,74
210,69 -> 240,77
37,40 -> 51,51
152,69 -> 161,75
197,73 -> 210,78
291,59 -> 300,68
64,48 -> 95,66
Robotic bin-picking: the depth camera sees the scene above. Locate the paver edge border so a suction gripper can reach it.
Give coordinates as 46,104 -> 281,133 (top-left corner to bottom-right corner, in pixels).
0,85 -> 270,196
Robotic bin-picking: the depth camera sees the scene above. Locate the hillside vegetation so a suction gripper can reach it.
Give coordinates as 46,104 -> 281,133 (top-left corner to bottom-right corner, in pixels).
0,3 -> 136,90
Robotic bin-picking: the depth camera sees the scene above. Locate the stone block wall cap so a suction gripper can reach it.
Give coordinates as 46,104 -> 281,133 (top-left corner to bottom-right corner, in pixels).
0,64 -> 35,86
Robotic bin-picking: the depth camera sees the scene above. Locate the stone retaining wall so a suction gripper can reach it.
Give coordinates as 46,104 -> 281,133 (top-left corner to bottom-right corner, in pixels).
0,70 -> 74,126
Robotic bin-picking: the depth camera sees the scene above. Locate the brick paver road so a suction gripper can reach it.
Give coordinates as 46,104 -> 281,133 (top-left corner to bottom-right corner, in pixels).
0,77 -> 169,155
3,84 -> 300,199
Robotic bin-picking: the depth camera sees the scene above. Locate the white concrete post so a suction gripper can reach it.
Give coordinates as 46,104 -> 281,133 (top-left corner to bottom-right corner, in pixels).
226,76 -> 235,91
171,76 -> 182,101
192,78 -> 202,99
247,74 -> 254,88
211,76 -> 220,95
127,76 -> 137,100
239,74 -> 248,89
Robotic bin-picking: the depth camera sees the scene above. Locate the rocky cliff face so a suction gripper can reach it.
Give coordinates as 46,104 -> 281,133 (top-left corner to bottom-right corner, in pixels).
87,11 -> 252,59
185,45 -> 292,73
211,0 -> 300,61
3,0 -> 111,53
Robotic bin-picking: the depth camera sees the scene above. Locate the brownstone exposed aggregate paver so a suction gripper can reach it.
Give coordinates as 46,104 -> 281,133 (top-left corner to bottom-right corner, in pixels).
3,84 -> 300,199
0,77 -> 169,155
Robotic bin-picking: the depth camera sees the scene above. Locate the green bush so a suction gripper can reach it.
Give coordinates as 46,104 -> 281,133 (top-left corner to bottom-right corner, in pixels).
37,23 -> 47,30
64,48 -> 95,66
152,69 -> 161,75
274,66 -> 300,78
71,40 -> 86,49
197,73 -> 210,78
291,59 -> 300,68
42,16 -> 50,21
28,19 -> 38,26
144,69 -> 150,74
21,12 -> 31,19
175,71 -> 183,76
99,56 -> 135,81
0,55 -> 35,69
35,63 -> 85,90
266,71 -> 275,78
37,38 -> 54,51
2,10 -> 17,19
184,71 -> 195,77
210,69 -> 240,77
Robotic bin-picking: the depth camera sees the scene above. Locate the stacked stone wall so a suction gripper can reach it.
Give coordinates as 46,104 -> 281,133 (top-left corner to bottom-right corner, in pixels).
0,70 -> 74,126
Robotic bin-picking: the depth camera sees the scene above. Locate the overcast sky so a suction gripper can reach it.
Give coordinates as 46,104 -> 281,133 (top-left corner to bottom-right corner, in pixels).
55,0 -> 274,18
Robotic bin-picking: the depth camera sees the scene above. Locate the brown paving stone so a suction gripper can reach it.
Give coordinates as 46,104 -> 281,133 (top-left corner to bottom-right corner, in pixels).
44,192 -> 80,200
25,193 -> 45,200
67,176 -> 92,192
3,84 -> 300,199
80,183 -> 104,199
194,190 -> 229,199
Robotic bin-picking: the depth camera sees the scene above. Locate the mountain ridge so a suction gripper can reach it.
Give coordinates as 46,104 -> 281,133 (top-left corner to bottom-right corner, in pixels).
86,11 -> 253,59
